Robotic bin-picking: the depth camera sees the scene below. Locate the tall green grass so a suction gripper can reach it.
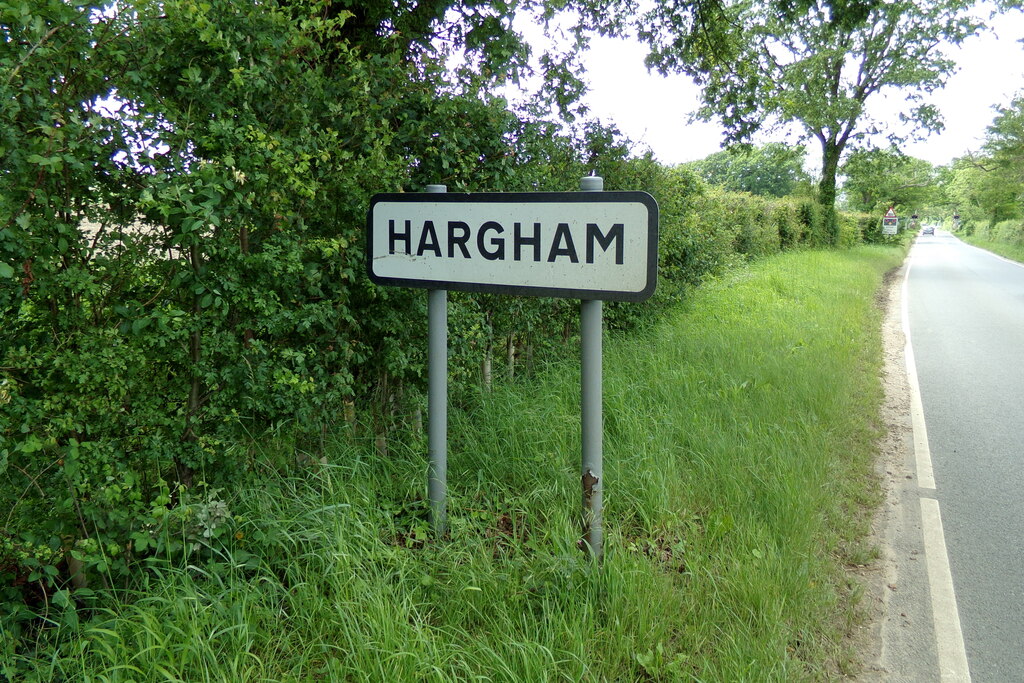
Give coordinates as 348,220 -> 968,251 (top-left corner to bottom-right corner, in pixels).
4,245 -> 905,682
960,234 -> 1024,264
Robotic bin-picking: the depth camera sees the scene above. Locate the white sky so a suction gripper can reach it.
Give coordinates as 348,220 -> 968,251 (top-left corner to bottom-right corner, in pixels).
572,6 -> 1024,169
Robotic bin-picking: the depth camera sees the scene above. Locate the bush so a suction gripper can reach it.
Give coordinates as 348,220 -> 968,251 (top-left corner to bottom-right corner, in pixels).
797,200 -> 826,246
836,212 -> 864,247
990,219 -> 1024,244
726,194 -> 782,257
774,201 -> 803,249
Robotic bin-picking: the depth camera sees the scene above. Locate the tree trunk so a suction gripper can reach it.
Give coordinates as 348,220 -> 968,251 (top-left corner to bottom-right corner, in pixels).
818,137 -> 841,211
817,136 -> 844,245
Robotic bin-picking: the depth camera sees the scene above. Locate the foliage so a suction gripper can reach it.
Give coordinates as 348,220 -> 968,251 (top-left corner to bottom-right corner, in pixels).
841,148 -> 939,214
970,94 -> 1024,220
797,200 -> 826,247
686,143 -> 811,197
639,0 -> 982,211
772,200 -> 802,249
944,157 -> 1021,226
969,219 -> 1024,246
938,95 -> 1024,228
984,94 -> 1024,173
3,246 -> 904,681
1,0 -> 872,649
960,221 -> 1024,264
0,0 -> 593,604
836,211 -> 868,247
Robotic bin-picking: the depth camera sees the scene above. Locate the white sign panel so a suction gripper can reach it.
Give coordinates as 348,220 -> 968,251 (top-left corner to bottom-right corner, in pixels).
367,192 -> 659,301
881,208 -> 899,235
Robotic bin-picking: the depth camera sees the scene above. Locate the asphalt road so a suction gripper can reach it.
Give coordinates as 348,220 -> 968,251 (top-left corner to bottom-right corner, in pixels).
907,230 -> 1024,681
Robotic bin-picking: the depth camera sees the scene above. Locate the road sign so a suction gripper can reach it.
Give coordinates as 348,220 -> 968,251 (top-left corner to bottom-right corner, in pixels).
368,180 -> 651,562
882,208 -> 899,235
367,192 -> 659,302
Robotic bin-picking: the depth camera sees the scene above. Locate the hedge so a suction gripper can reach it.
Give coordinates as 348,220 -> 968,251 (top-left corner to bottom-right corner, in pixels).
1,0 -> 872,622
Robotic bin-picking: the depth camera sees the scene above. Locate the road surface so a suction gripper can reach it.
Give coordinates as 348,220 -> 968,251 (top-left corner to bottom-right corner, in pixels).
904,230 -> 1024,681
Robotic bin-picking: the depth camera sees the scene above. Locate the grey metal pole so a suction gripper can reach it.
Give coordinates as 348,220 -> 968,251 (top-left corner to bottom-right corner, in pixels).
425,184 -> 448,536
580,175 -> 603,561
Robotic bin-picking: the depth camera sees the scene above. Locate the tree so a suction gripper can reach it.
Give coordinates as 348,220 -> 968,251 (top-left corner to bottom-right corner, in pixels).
840,148 -> 938,213
984,95 -> 1024,184
944,157 -> 1021,224
686,142 -> 810,197
937,96 -> 1024,225
939,95 -> 1024,225
639,0 -> 981,218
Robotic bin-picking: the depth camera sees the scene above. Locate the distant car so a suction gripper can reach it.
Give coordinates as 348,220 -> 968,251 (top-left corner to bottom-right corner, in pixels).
922,225 -> 935,235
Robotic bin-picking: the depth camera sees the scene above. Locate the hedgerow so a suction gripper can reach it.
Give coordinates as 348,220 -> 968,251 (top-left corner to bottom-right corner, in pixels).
1,0 -> 868,650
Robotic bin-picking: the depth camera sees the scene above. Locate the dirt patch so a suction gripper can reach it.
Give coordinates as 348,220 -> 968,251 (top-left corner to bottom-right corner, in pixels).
843,261 -> 915,680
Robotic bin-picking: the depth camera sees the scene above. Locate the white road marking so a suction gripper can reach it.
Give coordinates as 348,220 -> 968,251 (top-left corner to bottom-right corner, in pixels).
903,252 -> 972,682
921,498 -> 972,682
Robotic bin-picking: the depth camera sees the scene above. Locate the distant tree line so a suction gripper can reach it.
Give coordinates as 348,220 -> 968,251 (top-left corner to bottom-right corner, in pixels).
836,93 -> 1024,234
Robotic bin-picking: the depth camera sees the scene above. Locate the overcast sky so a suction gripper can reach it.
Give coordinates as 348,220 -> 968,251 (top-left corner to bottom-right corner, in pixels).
573,6 -> 1024,169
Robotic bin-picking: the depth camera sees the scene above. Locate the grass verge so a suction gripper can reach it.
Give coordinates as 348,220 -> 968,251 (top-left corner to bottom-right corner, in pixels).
4,245 -> 906,682
959,234 -> 1024,264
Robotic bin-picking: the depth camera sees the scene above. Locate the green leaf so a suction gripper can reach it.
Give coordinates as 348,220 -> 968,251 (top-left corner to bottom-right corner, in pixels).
19,435 -> 43,454
132,533 -> 151,552
0,261 -> 14,279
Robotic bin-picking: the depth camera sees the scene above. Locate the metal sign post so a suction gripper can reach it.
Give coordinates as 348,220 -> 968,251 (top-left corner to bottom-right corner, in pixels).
579,175 -> 603,561
425,184 -> 448,536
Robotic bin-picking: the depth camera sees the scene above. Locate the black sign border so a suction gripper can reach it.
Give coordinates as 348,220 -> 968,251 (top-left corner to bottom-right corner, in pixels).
367,191 -> 659,302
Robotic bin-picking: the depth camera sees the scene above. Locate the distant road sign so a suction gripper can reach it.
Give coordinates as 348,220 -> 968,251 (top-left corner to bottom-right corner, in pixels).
882,209 -> 899,236
367,192 -> 659,301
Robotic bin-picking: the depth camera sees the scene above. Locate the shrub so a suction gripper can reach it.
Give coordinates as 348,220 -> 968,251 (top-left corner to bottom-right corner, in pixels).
797,200 -> 826,246
992,219 -> 1024,244
836,211 -> 864,247
774,201 -> 803,249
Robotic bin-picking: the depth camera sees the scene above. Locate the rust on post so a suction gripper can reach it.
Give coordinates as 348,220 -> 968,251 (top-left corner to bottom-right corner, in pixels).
581,468 -> 601,559
582,469 -> 599,504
